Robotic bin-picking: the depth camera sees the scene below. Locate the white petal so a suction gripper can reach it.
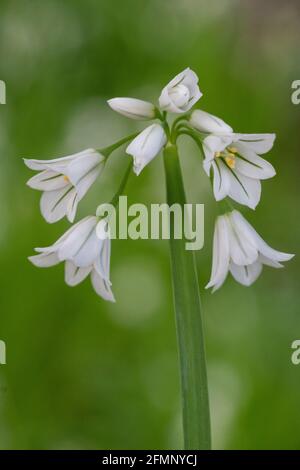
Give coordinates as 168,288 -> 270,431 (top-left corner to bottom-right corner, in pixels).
23,149 -> 93,171
229,261 -> 263,286
159,68 -> 202,113
227,213 -> 258,265
40,185 -> 77,223
66,151 -> 103,199
94,237 -> 111,281
206,215 -> 230,291
258,254 -> 283,268
58,216 -> 99,267
231,211 -> 294,263
28,251 -> 60,267
126,124 -> 167,175
26,170 -> 69,191
91,269 -> 115,302
190,109 -> 233,134
211,160 -> 231,200
223,163 -> 261,209
64,261 -> 92,286
107,98 -> 155,120
233,134 -> 276,154
233,142 -> 276,180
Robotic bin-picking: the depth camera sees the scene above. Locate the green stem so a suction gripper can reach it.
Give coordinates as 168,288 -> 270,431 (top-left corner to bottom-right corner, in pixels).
163,143 -> 211,450
110,159 -> 132,208
99,132 -> 139,157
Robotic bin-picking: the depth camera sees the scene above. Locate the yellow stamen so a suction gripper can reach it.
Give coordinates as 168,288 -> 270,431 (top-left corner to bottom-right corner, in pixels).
63,175 -> 70,183
228,146 -> 238,154
225,155 -> 236,169
215,151 -> 221,158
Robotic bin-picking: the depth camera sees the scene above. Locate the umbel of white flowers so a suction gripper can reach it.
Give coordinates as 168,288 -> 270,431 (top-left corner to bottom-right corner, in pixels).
24,67 -> 294,300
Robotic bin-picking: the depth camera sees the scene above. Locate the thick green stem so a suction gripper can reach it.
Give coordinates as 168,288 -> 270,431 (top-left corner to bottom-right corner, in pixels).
163,143 -> 211,450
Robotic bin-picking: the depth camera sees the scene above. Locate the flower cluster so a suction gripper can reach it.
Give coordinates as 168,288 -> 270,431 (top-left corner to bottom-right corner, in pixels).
25,68 -> 293,299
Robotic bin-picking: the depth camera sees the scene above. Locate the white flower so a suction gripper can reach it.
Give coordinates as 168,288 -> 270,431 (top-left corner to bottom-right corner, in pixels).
126,123 -> 167,175
24,149 -> 105,223
190,109 -> 276,209
206,210 -> 294,292
159,68 -> 202,114
107,97 -> 156,120
28,216 -> 115,302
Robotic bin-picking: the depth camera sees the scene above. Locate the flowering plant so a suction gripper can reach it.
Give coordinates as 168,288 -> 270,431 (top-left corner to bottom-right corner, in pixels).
24,67 -> 293,449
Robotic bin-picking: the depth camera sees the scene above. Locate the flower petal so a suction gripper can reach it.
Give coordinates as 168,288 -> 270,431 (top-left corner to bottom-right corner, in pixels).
66,151 -> 104,199
190,109 -> 233,134
28,251 -> 60,267
23,149 -> 92,171
26,170 -> 69,191
233,142 -> 276,180
64,261 -> 92,286
126,124 -> 167,175
91,269 -> 115,302
223,163 -> 261,209
107,97 -> 155,120
206,215 -> 230,291
57,216 -> 99,267
211,160 -> 231,200
230,211 -> 294,262
40,185 -> 77,223
229,261 -> 263,286
227,213 -> 258,266
233,133 -> 276,154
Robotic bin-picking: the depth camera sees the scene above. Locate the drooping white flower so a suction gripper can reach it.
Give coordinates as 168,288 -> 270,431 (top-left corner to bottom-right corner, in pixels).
190,109 -> 276,209
206,210 -> 294,292
24,149 -> 105,223
28,216 -> 115,302
107,97 -> 156,120
126,123 -> 167,175
159,68 -> 202,114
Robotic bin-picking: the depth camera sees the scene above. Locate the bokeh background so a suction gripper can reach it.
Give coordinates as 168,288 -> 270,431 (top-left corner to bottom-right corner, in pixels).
0,0 -> 299,450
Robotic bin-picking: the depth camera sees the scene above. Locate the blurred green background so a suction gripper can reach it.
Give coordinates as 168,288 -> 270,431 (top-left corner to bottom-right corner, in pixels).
0,0 -> 299,450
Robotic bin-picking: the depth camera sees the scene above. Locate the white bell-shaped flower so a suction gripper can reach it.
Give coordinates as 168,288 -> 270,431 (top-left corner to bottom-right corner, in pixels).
206,210 -> 294,292
126,123 -> 167,175
190,110 -> 276,209
24,149 -> 105,223
28,216 -> 115,302
159,68 -> 202,114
